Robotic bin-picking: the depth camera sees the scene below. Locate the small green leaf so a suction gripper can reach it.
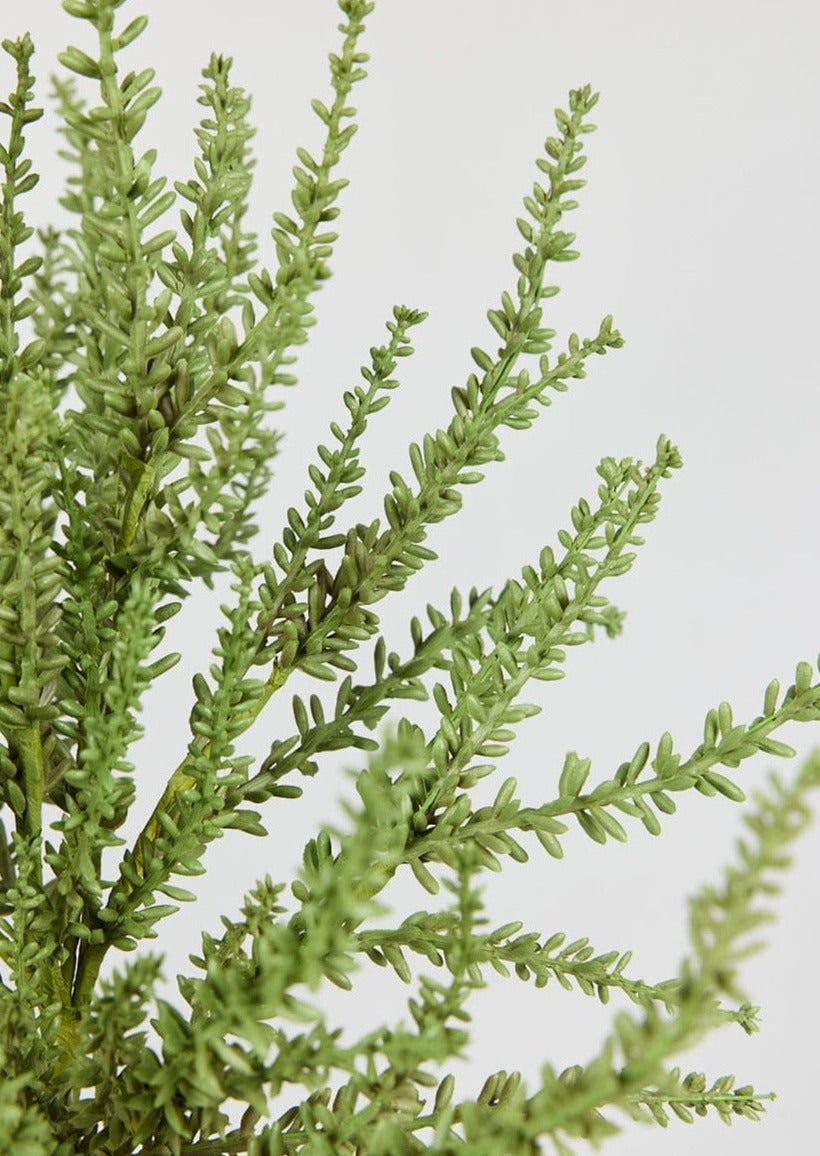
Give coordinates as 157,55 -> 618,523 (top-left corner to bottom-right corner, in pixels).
113,15 -> 149,51
145,652 -> 181,679
558,751 -> 590,797
701,770 -> 745,802
58,46 -> 101,79
409,857 -> 439,894
310,98 -> 331,125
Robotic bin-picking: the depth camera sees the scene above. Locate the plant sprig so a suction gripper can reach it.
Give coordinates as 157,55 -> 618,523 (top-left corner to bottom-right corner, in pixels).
0,2 -> 816,1152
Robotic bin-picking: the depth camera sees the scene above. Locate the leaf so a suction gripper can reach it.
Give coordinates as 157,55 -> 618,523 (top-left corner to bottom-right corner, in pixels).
559,751 -> 591,797
57,46 -> 101,79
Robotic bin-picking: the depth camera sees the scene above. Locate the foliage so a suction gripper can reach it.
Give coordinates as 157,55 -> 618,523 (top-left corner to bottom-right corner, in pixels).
0,2 -> 816,1152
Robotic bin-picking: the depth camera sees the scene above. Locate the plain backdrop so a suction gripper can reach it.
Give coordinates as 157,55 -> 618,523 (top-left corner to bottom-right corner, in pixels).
6,1 -> 819,1152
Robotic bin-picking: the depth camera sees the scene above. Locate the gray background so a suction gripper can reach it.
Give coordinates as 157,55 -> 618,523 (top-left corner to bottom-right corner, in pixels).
7,0 -> 819,1151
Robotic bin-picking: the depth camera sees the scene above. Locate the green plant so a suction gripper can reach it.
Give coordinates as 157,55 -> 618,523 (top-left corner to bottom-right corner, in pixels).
0,1 -> 817,1152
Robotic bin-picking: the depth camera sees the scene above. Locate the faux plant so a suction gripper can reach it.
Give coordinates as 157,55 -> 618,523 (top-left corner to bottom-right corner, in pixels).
0,1 -> 817,1153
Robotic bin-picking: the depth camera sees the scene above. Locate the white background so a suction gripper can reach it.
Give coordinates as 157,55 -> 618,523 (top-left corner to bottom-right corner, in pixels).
6,1 -> 820,1151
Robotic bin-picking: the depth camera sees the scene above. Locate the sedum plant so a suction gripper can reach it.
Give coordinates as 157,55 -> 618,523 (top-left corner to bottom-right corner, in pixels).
0,0 -> 817,1152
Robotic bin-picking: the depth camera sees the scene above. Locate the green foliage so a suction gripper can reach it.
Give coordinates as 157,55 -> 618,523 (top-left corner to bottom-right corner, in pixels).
0,1 -> 816,1152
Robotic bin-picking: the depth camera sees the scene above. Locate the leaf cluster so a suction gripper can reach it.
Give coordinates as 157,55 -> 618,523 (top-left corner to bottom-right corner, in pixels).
0,2 -> 816,1154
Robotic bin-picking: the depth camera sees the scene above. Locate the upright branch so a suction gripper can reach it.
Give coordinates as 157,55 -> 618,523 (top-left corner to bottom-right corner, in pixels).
43,0 -> 375,1040
93,85 -> 618,977
0,36 -> 65,896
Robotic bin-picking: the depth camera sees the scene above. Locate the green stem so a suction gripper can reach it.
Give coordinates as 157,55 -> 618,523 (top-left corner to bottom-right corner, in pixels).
71,658 -> 289,1012
15,726 -> 43,850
